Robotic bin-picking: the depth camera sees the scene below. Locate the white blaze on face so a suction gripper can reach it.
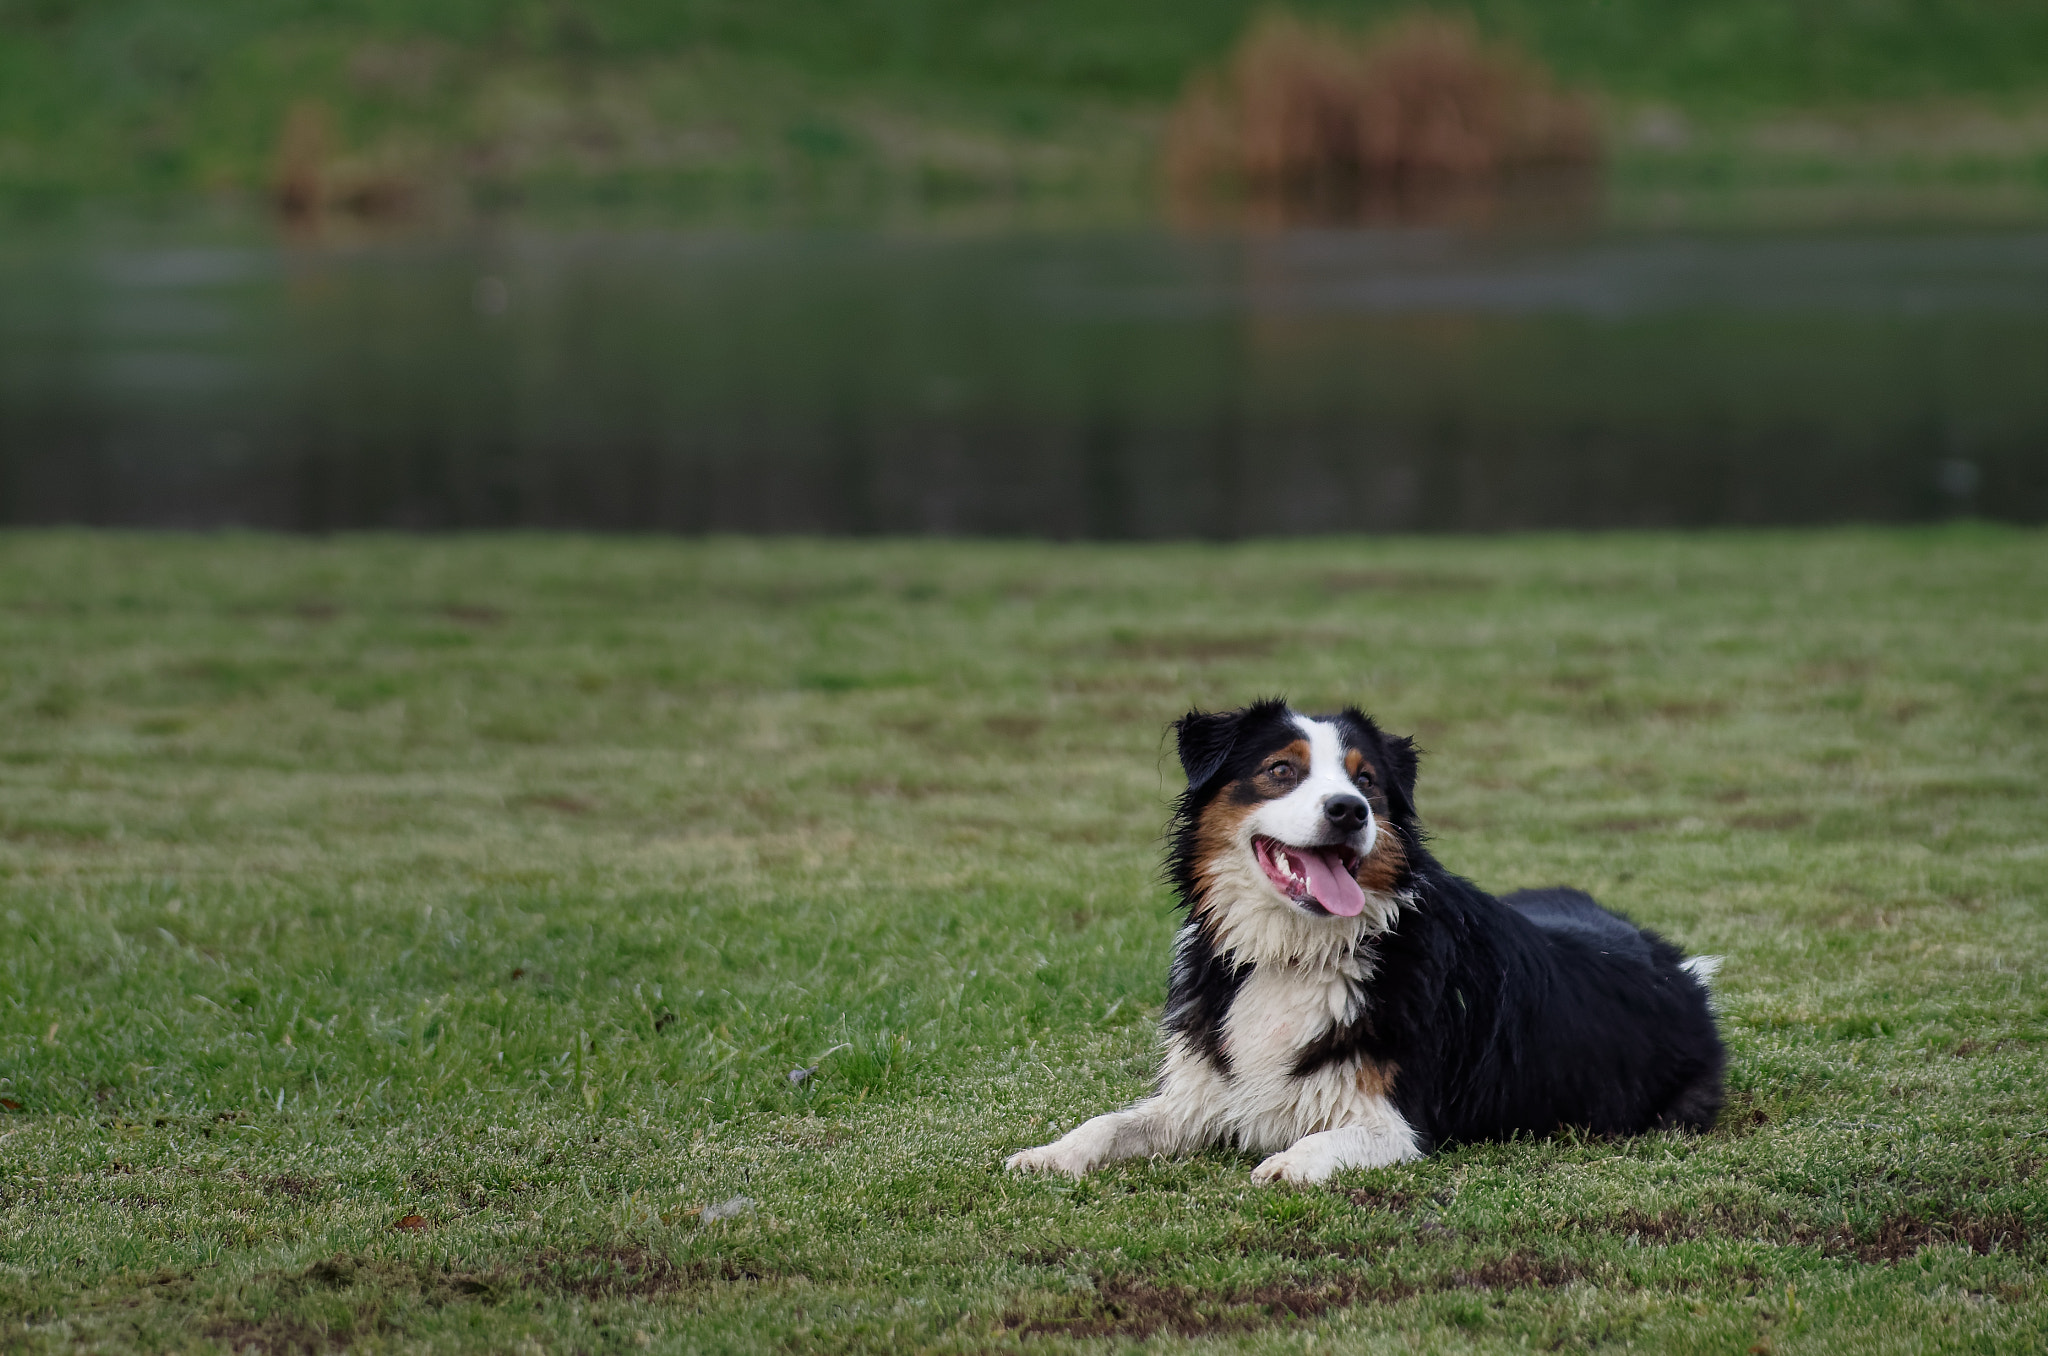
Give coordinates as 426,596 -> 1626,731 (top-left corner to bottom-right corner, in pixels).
1233,713 -> 1381,920
1245,715 -> 1377,856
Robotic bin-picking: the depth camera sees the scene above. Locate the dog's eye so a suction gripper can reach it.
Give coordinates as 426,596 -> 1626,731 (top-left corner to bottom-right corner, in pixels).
1266,762 -> 1300,782
1355,769 -> 1375,786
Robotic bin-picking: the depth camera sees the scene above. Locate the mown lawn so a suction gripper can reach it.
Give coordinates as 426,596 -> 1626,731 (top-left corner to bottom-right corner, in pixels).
0,529 -> 2043,1354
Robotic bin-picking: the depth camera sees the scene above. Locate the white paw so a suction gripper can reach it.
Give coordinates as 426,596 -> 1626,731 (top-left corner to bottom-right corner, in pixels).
1250,1145 -> 1340,1185
1005,1141 -> 1096,1178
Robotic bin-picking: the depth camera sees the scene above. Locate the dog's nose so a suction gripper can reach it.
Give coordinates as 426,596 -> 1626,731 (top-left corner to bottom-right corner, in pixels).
1323,794 -> 1370,830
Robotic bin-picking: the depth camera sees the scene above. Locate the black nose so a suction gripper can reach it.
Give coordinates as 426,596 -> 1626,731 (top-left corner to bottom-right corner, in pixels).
1323,795 -> 1370,830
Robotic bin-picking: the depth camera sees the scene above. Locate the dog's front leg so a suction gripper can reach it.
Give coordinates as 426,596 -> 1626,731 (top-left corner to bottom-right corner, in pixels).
1007,1044 -> 1227,1178
1005,1061 -> 1225,1178
1249,1112 -> 1422,1185
1003,1100 -> 1175,1178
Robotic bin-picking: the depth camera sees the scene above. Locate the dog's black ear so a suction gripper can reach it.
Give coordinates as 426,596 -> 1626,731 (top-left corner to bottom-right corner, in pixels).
1378,731 -> 1421,817
1173,707 -> 1243,792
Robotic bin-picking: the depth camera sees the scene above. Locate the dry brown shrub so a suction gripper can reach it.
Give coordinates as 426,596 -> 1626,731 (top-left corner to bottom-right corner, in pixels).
269,99 -> 420,225
1166,12 -> 1598,202
272,101 -> 332,221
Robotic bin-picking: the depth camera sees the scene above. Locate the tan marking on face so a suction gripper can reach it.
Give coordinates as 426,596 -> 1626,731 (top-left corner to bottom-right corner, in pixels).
1355,1059 -> 1397,1099
1343,746 -> 1387,808
1191,793 -> 1258,917
1249,740 -> 1311,796
1353,826 -> 1408,896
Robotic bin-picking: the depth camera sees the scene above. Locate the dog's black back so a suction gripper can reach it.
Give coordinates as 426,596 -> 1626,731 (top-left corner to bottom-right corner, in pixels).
1501,886 -> 1654,964
1356,872 -> 1725,1148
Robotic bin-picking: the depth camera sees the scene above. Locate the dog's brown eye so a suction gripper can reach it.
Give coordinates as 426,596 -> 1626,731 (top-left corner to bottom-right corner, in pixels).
1267,762 -> 1300,782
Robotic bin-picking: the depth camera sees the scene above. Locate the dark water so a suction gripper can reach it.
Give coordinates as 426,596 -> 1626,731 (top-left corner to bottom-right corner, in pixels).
3,221 -> 2046,535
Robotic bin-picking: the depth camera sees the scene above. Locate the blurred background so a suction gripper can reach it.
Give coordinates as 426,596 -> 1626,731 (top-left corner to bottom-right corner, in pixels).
2,0 -> 2046,534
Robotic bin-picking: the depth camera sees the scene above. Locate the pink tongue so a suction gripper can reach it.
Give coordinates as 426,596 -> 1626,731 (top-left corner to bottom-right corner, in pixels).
1299,848 -> 1367,917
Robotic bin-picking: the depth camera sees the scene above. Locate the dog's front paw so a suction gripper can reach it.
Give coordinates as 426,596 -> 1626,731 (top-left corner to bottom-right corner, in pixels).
1005,1141 -> 1096,1178
1250,1144 -> 1339,1185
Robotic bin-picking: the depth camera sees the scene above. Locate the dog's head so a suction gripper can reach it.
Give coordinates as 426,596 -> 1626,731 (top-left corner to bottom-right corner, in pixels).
1169,699 -> 1419,930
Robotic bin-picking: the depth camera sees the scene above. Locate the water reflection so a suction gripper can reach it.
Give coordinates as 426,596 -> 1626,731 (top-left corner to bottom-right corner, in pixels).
1,220 -> 2044,534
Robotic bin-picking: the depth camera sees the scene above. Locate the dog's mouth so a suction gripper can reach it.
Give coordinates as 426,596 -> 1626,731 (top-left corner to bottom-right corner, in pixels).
1253,835 -> 1367,917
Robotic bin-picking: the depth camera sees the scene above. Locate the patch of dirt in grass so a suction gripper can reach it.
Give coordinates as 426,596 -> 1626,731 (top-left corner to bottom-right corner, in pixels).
1011,1245 -> 1078,1267
1345,1186 -> 1419,1213
1950,1037 -> 2038,1059
1452,1255 -> 1585,1288
202,1312 -> 342,1355
274,1243 -> 787,1311
1008,1274 -> 1345,1339
1578,1207 -> 1727,1244
1574,1205 -> 2030,1262
264,1174 -> 324,1200
524,1245 -> 797,1297
1709,1092 -> 1775,1137
1266,1236 -> 1379,1261
1006,1252 -> 1586,1339
1844,1211 -> 2029,1262
520,1245 -> 735,1298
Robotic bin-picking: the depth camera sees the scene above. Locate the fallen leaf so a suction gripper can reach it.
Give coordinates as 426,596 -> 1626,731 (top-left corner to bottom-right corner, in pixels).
393,1214 -> 428,1231
0,1099 -> 21,1112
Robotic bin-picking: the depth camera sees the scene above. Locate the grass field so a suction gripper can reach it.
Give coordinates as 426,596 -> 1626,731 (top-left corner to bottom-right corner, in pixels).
1,529 -> 2044,1354
5,0 -> 2048,208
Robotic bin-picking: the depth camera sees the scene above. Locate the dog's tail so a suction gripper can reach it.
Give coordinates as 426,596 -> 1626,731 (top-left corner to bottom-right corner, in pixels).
1680,954 -> 1724,987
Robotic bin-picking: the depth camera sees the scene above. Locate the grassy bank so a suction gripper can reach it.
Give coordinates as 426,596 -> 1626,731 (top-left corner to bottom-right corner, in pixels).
4,0 -> 2048,211
1,530 -> 2044,1353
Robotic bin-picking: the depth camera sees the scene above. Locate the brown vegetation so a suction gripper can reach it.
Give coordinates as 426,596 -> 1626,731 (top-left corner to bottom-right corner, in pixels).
271,101 -> 331,221
270,99 -> 420,225
1166,12 -> 1598,206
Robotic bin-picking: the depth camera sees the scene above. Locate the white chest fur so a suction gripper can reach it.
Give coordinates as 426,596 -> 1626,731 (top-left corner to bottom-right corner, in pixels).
1208,953 -> 1383,1153
1008,910 -> 1420,1182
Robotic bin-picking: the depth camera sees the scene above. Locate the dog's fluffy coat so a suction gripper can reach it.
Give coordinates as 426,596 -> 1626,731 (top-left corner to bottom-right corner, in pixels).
1007,700 -> 1725,1184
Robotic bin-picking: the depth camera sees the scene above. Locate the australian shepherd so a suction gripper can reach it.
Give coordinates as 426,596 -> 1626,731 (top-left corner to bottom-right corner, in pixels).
1007,699 -> 1725,1185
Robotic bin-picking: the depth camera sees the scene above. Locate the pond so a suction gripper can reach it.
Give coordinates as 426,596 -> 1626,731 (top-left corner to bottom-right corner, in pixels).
3,215 -> 2045,534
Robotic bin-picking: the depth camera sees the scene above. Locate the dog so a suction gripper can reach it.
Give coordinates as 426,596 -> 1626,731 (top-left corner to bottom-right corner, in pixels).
1006,699 -> 1725,1184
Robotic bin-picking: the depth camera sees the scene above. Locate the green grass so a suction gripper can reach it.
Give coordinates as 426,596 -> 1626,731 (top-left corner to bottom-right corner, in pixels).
1,528 -> 2044,1354
5,0 -> 2048,209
